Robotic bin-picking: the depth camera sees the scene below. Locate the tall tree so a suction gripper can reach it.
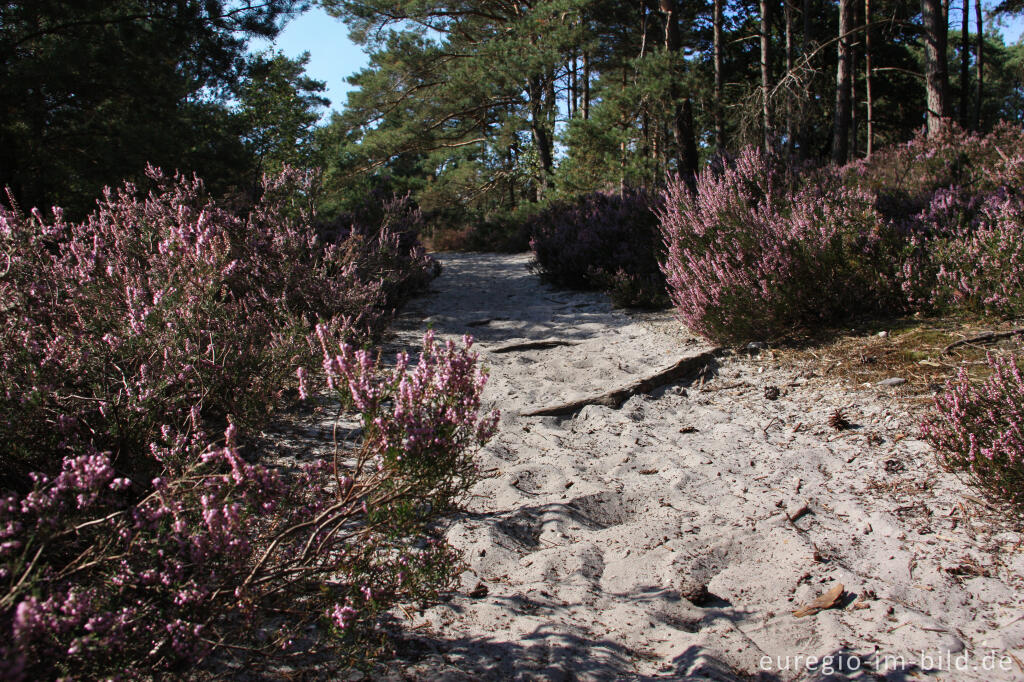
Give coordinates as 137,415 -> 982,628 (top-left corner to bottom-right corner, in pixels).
785,0 -> 795,154
660,0 -> 698,182
865,0 -> 875,156
760,0 -> 773,149
833,0 -> 853,163
960,0 -> 970,127
0,0 -> 298,215
713,0 -> 725,151
921,0 -> 952,136
975,0 -> 984,128
582,50 -> 592,120
236,51 -> 329,183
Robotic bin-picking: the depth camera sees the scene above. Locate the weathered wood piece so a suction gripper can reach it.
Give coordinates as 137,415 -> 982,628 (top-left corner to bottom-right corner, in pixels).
522,348 -> 721,417
488,338 -> 581,354
942,328 -> 1024,354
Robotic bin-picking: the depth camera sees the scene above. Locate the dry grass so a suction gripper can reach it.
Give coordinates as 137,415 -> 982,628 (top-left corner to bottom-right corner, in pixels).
768,315 -> 1024,398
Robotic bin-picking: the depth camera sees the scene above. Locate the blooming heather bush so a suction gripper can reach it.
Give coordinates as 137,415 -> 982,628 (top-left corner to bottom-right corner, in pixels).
0,167 -> 436,487
528,189 -> 668,308
0,333 -> 496,679
922,351 -> 1024,513
844,122 -> 1024,222
898,188 -> 1024,317
848,125 -> 1024,319
659,147 -> 899,343
319,191 -> 440,306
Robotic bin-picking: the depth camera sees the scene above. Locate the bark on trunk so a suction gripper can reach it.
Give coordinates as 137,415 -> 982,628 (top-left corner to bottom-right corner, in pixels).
785,0 -> 794,155
760,0 -> 773,150
974,0 -> 983,129
865,0 -> 875,157
713,0 -> 724,151
832,0 -> 852,164
661,0 -> 698,184
528,75 -> 554,191
922,0 -> 951,137
851,0 -> 860,158
569,53 -> 577,120
803,0 -> 811,52
960,0 -> 969,128
582,51 -> 591,120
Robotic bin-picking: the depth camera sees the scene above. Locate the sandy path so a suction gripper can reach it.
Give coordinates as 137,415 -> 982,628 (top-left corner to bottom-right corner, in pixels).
379,253 -> 1024,681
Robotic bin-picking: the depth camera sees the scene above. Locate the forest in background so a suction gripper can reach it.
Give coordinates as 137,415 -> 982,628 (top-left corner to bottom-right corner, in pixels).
3,0 -> 1024,228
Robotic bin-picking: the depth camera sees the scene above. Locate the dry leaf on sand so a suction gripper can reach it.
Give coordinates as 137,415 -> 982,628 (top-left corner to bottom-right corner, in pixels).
792,583 -> 844,617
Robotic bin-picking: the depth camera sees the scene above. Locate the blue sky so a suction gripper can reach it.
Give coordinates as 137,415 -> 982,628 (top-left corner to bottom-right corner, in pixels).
250,6 -> 370,118
253,5 -> 1024,121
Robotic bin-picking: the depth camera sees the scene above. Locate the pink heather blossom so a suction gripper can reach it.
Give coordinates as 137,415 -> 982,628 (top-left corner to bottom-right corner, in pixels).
0,168 -> 452,678
923,351 -> 1024,511
331,604 -> 358,630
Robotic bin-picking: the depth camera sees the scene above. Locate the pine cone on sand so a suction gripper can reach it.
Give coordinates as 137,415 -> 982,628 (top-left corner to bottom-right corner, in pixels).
828,409 -> 851,431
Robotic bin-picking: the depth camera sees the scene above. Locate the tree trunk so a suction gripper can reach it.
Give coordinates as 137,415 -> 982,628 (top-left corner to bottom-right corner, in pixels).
760,0 -> 773,150
582,51 -> 591,121
799,0 -> 812,156
803,0 -> 811,53
922,0 -> 951,137
620,67 -> 627,197
865,0 -> 874,157
569,53 -> 577,120
974,0 -> 983,129
960,0 -> 969,127
528,75 -> 554,192
785,0 -> 794,155
661,0 -> 698,183
832,0 -> 852,164
851,0 -> 860,158
713,0 -> 724,151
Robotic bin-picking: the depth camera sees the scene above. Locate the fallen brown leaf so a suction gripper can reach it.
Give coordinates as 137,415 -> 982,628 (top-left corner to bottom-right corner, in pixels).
793,583 -> 844,617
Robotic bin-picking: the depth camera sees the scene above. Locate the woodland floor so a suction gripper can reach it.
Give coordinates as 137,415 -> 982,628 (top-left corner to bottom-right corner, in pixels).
269,253 -> 1024,681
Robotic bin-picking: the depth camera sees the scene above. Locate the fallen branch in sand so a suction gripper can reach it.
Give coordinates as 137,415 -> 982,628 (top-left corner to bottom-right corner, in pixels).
466,316 -> 513,327
488,338 -> 581,353
522,348 -> 721,417
943,328 -> 1024,354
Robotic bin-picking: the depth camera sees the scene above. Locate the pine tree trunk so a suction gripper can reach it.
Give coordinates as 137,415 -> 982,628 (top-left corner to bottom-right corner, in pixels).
851,0 -> 860,158
760,0 -> 773,150
832,0 -> 852,164
960,0 -> 969,127
803,0 -> 811,53
569,53 -> 577,120
528,75 -> 554,191
799,0 -> 813,156
713,0 -> 724,151
620,67 -> 627,197
661,0 -> 698,184
922,0 -> 951,137
974,0 -> 983,129
582,51 -> 591,121
785,0 -> 794,155
865,0 -> 874,157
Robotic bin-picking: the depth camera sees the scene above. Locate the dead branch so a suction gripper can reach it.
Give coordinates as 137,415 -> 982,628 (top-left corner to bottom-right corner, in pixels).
488,338 -> 580,353
942,328 -> 1024,354
521,348 -> 721,417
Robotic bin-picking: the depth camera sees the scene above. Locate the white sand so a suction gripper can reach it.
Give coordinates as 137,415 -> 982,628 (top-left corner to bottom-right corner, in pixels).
376,253 -> 1024,681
